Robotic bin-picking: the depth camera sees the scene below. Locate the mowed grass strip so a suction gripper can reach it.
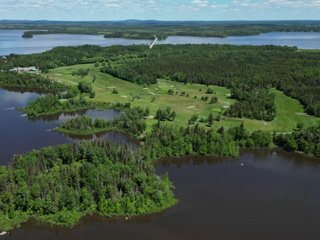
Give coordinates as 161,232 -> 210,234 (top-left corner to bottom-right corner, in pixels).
47,64 -> 319,133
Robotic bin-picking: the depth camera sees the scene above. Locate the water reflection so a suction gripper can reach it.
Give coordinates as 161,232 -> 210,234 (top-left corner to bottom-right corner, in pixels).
27,108 -> 122,122
58,130 -> 139,147
0,88 -> 135,165
240,148 -> 320,169
156,154 -> 237,168
1,87 -> 320,240
4,148 -> 320,240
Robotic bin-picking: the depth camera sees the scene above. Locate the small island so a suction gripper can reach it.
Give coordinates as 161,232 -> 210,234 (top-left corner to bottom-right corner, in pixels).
22,33 -> 33,38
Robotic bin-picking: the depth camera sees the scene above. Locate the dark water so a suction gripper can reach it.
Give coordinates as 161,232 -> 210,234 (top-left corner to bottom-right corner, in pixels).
3,149 -> 320,240
1,30 -> 320,55
0,88 -> 137,165
1,88 -> 320,239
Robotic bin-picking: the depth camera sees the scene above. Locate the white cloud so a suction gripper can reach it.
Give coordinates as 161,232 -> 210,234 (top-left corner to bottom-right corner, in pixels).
192,0 -> 209,7
0,0 -> 319,20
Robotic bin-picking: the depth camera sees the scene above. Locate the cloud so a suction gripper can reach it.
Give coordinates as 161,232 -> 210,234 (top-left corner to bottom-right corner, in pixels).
191,0 -> 209,7
0,0 -> 319,20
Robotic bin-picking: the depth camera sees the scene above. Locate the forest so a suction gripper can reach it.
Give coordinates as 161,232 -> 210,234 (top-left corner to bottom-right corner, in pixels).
0,140 -> 177,231
0,72 -> 69,91
274,123 -> 320,157
144,123 -> 274,159
19,93 -> 129,117
101,44 -> 320,119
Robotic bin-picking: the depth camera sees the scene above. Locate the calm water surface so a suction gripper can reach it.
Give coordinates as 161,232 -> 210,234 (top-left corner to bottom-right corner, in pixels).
3,149 -> 320,240
1,30 -> 320,55
0,88 -> 137,165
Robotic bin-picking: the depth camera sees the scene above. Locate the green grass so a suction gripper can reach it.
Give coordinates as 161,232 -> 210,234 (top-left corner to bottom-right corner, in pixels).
47,64 -> 320,133
213,88 -> 320,132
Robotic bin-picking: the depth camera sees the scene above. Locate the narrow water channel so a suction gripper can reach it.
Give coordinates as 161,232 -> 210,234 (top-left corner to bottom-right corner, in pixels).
0,88 -> 137,165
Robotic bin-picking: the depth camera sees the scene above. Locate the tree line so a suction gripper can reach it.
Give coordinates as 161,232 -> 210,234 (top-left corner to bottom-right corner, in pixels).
0,140 -> 177,231
19,93 -> 129,117
0,72 -> 69,91
2,20 -> 320,40
3,44 -> 319,120
101,44 -> 320,119
274,123 -> 320,157
57,107 -> 148,137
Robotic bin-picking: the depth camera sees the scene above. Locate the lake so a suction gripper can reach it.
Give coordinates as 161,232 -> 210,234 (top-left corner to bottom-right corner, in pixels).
1,30 -> 320,55
1,87 -> 320,240
0,87 -> 138,165
3,149 -> 320,240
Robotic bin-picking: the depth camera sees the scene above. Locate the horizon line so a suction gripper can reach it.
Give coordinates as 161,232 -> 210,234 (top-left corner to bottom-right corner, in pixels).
1,19 -> 320,22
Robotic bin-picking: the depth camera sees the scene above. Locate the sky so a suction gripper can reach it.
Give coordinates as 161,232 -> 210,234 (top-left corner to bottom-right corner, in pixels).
0,0 -> 319,21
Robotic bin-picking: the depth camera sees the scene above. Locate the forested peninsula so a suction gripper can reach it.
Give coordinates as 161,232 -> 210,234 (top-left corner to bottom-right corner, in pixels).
0,140 -> 177,231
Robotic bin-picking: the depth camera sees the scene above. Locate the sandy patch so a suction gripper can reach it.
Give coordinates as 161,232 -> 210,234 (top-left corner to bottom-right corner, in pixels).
149,92 -> 159,96
148,116 -> 155,119
54,74 -> 62,76
226,94 -> 231,97
121,95 -> 128,98
143,88 -> 148,90
187,106 -> 195,109
296,112 -> 307,116
223,105 -> 229,109
262,122 -> 268,126
65,81 -> 77,85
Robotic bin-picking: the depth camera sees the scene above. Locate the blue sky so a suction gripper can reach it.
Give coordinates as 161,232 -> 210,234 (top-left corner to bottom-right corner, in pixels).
0,0 -> 319,21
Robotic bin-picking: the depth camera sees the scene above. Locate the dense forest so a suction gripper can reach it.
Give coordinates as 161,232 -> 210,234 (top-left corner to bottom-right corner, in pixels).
0,72 -> 69,91
101,44 -> 320,119
0,140 -> 177,231
143,123 -> 274,159
1,20 -> 320,40
19,94 -> 129,117
57,107 -> 148,137
274,123 -> 320,157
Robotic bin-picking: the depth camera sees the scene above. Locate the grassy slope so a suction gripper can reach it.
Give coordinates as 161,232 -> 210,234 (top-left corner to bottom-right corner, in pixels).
47,64 -> 319,133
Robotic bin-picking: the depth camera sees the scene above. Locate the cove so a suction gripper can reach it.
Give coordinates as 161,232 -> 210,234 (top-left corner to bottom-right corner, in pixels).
0,88 -> 137,165
2,149 -> 320,240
